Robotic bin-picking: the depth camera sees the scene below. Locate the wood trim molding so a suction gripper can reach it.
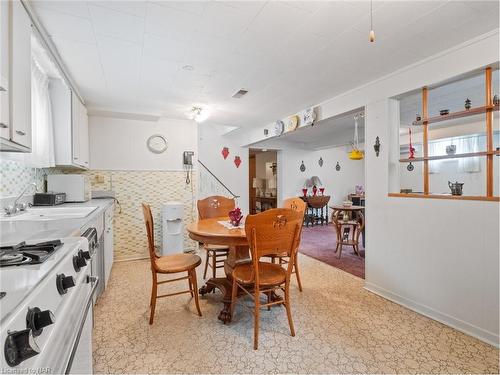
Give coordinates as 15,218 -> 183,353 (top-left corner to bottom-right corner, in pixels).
388,193 -> 499,202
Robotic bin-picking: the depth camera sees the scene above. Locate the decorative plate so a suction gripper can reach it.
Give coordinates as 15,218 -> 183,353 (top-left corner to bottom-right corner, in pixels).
273,120 -> 285,136
299,107 -> 316,127
284,115 -> 299,133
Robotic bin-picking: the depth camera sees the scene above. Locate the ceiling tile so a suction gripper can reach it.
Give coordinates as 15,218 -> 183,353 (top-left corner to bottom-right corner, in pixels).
143,33 -> 187,63
151,1 -> 207,16
36,8 -> 95,44
31,1 -> 89,19
145,2 -> 201,38
89,4 -> 145,44
93,1 -> 147,17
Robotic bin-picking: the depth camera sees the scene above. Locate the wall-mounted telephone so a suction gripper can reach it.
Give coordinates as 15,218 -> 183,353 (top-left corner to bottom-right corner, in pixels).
183,151 -> 194,166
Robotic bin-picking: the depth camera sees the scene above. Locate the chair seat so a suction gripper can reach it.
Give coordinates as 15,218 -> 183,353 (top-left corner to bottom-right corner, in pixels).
204,244 -> 229,252
233,262 -> 286,286
155,253 -> 202,273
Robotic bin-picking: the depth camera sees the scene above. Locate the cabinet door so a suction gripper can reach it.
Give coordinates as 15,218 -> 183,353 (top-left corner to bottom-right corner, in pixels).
10,0 -> 31,148
71,92 -> 82,166
0,0 -> 10,140
79,103 -> 89,167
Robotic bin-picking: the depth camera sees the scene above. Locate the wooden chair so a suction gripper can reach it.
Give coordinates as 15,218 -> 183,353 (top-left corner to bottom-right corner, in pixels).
268,197 -> 306,291
230,208 -> 302,350
331,209 -> 365,259
197,196 -> 235,279
142,203 -> 202,324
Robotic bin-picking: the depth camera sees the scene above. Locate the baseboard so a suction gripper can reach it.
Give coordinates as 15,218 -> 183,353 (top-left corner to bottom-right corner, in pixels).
364,282 -> 499,348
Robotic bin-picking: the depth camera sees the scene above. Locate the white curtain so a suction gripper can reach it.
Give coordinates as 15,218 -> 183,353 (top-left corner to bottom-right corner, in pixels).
29,60 -> 55,168
428,140 -> 445,173
458,135 -> 481,173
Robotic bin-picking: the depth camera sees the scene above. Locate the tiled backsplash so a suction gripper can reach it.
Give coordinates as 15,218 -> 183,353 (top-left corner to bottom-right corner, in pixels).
0,159 -> 198,260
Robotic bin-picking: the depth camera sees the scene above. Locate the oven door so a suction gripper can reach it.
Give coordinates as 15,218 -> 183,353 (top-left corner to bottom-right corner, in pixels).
65,276 -> 99,374
90,235 -> 105,304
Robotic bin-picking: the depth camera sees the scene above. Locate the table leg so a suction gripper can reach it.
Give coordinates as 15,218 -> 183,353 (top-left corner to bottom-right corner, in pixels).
199,245 -> 250,323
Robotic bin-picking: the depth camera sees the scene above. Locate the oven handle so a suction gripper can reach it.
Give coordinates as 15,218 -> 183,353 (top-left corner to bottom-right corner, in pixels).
64,276 -> 100,375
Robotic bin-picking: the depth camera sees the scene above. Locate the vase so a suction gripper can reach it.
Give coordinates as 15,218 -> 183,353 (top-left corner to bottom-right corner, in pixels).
302,188 -> 308,197
319,187 -> 325,195
312,186 -> 318,196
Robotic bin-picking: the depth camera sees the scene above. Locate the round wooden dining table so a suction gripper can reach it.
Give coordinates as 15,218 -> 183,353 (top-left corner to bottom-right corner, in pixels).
186,217 -> 250,323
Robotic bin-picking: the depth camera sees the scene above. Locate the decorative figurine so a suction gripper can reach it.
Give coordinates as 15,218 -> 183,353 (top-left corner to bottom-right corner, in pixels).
439,109 -> 449,116
493,95 -> 499,106
416,114 -> 421,121
464,98 -> 471,110
373,136 -> 381,157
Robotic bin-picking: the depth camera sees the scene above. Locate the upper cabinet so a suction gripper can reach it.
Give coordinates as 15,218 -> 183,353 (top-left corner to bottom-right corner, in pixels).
0,0 -> 32,152
51,78 -> 89,169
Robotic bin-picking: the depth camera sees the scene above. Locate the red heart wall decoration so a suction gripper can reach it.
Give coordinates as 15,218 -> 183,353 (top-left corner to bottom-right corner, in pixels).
234,156 -> 241,168
221,147 -> 229,159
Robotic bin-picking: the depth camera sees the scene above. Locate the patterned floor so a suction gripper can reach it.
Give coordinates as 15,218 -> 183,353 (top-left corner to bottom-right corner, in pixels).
93,253 -> 499,374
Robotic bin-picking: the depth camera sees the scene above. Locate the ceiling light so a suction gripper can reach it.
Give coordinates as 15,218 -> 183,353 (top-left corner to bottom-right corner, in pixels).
369,0 -> 375,42
186,107 -> 209,123
182,65 -> 194,71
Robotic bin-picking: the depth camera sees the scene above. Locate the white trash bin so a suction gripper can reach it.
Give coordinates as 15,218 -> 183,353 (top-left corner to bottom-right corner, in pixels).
161,201 -> 184,255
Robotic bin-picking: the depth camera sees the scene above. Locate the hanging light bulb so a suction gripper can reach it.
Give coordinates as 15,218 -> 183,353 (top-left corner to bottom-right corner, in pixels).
369,0 -> 375,42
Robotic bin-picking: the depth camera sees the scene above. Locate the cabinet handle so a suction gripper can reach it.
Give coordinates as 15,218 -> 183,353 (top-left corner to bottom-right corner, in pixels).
15,130 -> 26,136
0,123 -> 8,128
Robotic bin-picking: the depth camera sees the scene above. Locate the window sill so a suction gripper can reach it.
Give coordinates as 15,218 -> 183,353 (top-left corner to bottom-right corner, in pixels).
388,193 -> 499,202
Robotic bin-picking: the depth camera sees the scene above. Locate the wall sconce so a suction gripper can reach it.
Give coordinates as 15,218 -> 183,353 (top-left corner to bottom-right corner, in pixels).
373,136 -> 381,157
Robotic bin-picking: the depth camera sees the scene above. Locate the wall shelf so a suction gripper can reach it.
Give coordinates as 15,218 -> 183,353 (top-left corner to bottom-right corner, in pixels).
388,193 -> 499,202
399,150 -> 500,163
412,104 -> 499,126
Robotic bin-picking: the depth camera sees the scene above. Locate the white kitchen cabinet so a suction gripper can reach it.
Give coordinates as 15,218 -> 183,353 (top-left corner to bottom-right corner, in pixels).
51,78 -> 89,168
103,205 -> 114,287
0,0 -> 32,152
9,0 -> 31,148
0,0 -> 10,141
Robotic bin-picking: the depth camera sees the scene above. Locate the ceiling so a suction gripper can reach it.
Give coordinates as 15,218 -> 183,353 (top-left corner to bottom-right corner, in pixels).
31,1 -> 499,129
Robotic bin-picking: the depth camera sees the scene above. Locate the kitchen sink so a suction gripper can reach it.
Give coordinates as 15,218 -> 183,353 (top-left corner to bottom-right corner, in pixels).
0,206 -> 98,221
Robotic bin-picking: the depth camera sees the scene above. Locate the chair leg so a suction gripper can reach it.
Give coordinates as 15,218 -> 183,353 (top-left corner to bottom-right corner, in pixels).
254,288 -> 260,350
294,257 -> 303,292
190,269 -> 202,317
212,251 -> 217,279
188,272 -> 194,297
284,283 -> 295,337
149,272 -> 157,325
203,249 -> 209,279
337,244 -> 343,259
229,278 -> 238,318
266,292 -> 271,311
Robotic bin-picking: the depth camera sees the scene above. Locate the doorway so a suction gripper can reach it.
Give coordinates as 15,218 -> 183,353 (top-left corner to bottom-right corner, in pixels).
249,149 -> 277,214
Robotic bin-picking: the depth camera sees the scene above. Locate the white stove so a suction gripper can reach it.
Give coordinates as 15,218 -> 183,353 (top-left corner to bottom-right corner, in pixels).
0,237 -> 98,373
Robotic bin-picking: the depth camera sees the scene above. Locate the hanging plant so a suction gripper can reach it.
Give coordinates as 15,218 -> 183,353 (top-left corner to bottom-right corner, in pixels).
349,113 -> 364,160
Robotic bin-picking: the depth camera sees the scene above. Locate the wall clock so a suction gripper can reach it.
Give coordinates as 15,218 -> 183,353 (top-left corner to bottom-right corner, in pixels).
273,120 -> 284,136
299,107 -> 316,127
284,115 -> 298,133
147,134 -> 168,154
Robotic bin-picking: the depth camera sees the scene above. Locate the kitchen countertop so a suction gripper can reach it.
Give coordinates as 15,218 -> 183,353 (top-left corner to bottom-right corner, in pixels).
0,199 -> 114,245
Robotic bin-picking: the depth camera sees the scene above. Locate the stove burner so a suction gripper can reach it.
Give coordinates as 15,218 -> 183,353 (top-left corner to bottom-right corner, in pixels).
0,240 -> 63,267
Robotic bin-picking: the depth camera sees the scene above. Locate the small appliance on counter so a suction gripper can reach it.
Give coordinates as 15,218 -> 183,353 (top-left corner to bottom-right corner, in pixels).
47,174 -> 91,202
33,192 -> 66,206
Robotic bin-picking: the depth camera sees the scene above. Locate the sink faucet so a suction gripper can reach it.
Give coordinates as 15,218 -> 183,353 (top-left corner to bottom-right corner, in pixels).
4,182 -> 37,216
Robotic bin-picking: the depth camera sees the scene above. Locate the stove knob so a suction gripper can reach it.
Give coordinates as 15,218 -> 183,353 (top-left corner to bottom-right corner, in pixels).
26,307 -> 55,337
73,254 -> 86,272
4,329 -> 40,367
56,273 -> 76,295
79,249 -> 91,260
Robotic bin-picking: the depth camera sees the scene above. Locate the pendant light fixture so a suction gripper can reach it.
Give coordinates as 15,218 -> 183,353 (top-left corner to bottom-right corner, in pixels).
349,113 -> 364,160
369,0 -> 375,42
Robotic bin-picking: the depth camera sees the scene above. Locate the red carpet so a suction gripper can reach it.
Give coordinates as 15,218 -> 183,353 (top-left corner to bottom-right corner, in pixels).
299,224 -> 365,279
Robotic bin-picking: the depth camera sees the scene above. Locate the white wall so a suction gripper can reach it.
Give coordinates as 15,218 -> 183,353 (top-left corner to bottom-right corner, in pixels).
89,116 -> 197,171
197,123 -> 249,214
279,144 -> 365,206
235,30 -> 500,346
